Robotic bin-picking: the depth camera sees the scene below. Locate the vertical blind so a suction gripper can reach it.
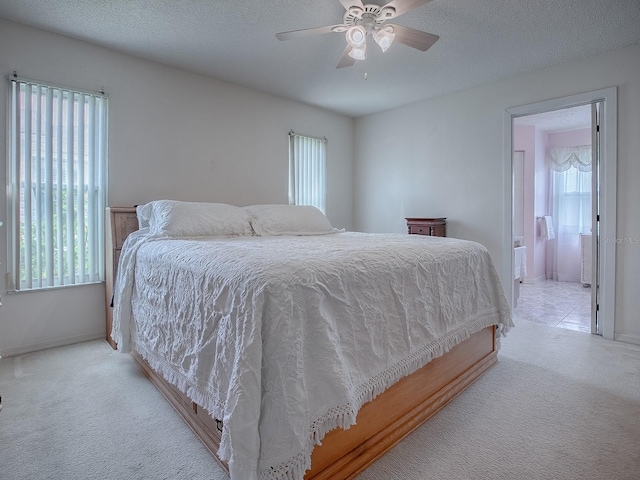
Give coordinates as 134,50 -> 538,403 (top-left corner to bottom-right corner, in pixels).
8,77 -> 107,290
288,131 -> 327,214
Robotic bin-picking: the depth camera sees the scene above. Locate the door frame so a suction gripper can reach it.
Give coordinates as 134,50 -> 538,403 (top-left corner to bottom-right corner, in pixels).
503,87 -> 617,339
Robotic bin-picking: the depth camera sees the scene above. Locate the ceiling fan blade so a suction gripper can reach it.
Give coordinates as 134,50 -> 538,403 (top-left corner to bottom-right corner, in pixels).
339,0 -> 364,10
383,0 -> 434,18
336,45 -> 356,69
389,24 -> 439,51
276,24 -> 346,41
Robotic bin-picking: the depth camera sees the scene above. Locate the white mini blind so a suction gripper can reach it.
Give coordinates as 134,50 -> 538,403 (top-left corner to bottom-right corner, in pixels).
288,131 -> 327,213
8,77 -> 107,290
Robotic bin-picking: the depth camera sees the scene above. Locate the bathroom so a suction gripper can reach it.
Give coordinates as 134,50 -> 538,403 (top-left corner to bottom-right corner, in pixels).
512,105 -> 593,332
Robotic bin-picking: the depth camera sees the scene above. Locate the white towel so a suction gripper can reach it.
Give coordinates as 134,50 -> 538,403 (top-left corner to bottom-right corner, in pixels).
541,216 -> 555,241
514,246 -> 527,280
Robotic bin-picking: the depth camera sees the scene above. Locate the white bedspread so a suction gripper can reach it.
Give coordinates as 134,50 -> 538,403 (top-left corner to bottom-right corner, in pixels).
112,231 -> 512,480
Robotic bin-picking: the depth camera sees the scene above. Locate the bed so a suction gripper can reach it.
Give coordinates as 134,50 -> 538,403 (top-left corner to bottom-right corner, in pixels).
108,200 -> 512,480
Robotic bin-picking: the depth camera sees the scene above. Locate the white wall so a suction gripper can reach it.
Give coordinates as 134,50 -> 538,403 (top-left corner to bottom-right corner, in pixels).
354,44 -> 640,343
0,19 -> 354,356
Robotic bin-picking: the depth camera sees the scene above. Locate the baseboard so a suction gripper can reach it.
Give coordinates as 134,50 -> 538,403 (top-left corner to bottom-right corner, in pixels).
0,332 -> 105,358
614,333 -> 640,346
523,275 -> 546,285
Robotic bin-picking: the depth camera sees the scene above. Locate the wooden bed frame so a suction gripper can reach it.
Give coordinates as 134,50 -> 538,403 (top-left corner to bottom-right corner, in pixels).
105,206 -> 498,479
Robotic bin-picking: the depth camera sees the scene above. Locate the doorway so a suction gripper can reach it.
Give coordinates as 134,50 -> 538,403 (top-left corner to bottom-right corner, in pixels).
504,88 -> 617,339
512,105 -> 593,332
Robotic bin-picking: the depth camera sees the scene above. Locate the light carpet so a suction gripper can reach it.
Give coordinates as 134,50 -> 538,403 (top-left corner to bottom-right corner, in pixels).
1,320 -> 639,480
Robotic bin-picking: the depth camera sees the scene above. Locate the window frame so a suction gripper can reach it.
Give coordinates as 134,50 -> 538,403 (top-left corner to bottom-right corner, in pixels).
288,130 -> 327,214
6,75 -> 108,292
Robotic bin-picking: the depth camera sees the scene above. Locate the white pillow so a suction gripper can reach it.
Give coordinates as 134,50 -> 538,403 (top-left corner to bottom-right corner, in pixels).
146,200 -> 253,237
136,203 -> 154,229
245,204 -> 338,236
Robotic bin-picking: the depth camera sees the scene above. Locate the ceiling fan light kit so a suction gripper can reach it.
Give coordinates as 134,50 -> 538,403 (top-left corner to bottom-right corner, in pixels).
348,44 -> 367,60
374,26 -> 395,52
276,0 -> 439,69
346,25 -> 367,47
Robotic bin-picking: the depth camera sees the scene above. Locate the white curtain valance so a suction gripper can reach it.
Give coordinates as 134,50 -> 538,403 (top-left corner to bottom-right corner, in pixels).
547,145 -> 592,172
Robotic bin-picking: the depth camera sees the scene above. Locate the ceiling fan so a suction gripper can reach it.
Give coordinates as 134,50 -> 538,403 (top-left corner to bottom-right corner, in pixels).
276,0 -> 439,69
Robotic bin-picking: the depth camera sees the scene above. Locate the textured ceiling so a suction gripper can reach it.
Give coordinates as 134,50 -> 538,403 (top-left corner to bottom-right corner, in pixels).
0,0 -> 639,117
514,104 -> 592,133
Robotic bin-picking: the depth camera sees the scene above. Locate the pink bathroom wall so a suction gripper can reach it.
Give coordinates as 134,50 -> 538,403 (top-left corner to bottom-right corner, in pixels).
514,125 -> 536,282
533,128 -> 548,282
514,127 -> 591,283
548,128 -> 591,147
546,128 -> 591,279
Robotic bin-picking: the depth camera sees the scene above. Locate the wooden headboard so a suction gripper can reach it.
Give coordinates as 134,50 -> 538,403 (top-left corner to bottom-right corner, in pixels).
105,207 -> 139,349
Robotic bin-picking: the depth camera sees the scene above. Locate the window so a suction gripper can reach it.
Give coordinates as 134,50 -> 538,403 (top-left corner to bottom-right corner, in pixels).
548,145 -> 592,236
288,131 -> 327,213
7,76 -> 108,291
554,166 -> 592,234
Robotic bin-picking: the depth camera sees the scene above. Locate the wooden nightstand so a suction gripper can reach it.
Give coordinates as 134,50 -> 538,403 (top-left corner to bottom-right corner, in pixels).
105,206 -> 139,348
405,218 -> 447,237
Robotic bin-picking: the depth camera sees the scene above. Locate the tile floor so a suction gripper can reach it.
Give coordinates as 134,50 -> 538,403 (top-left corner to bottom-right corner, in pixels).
513,279 -> 592,333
